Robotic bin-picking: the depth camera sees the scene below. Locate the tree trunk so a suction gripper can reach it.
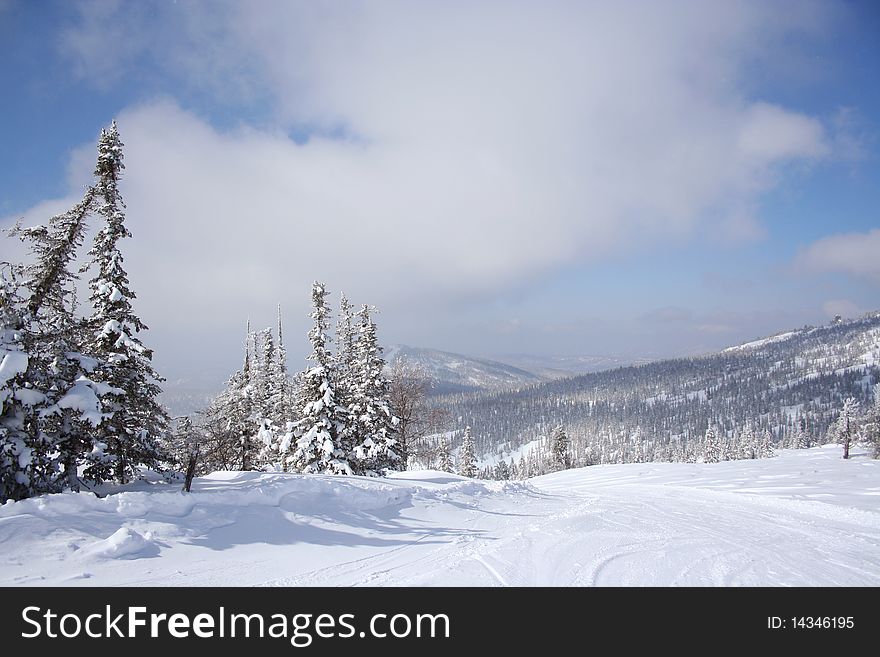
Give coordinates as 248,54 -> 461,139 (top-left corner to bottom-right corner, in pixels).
183,451 -> 199,493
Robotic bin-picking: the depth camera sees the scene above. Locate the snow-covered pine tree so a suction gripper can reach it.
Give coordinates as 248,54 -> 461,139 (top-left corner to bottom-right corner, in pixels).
251,328 -> 274,420
290,282 -> 350,474
333,292 -> 358,461
862,394 -> 880,459
703,424 -> 720,463
274,305 -> 291,418
436,435 -> 453,473
458,426 -> 477,478
549,424 -> 571,471
7,178 -> 106,496
740,425 -> 757,459
793,417 -> 809,449
832,397 -> 860,460
82,122 -> 169,484
349,305 -> 401,475
0,269 -> 32,500
758,429 -> 775,459
631,426 -> 644,463
494,459 -> 510,480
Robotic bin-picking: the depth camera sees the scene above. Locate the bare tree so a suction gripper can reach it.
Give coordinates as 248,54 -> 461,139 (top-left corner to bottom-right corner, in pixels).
387,359 -> 448,469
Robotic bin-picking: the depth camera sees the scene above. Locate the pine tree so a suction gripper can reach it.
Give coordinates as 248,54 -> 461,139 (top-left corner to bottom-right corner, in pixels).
7,167 -> 104,495
252,327 -> 275,420
290,282 -> 349,474
349,305 -> 401,475
832,397 -> 860,460
793,418 -> 809,449
494,459 -> 510,480
458,426 -> 477,478
333,293 -> 358,463
549,425 -> 571,471
0,270 -> 33,500
758,429 -> 775,458
82,122 -> 169,484
274,305 -> 290,419
436,435 -> 453,473
862,395 -> 880,459
703,424 -> 720,463
631,426 -> 644,463
740,425 -> 757,459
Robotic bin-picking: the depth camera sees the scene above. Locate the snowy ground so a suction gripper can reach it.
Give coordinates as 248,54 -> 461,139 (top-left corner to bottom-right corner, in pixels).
1,445 -> 878,586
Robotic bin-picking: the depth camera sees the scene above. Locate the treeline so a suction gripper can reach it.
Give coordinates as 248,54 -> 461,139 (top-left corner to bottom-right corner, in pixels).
421,392 -> 880,482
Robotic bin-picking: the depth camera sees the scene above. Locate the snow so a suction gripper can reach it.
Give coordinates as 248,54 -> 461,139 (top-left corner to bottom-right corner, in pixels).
0,350 -> 28,389
52,376 -> 107,426
1,445 -> 877,586
76,527 -> 158,560
723,331 -> 798,352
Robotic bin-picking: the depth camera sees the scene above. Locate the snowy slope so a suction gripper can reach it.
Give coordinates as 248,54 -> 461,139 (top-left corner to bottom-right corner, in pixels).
386,344 -> 542,393
490,353 -> 652,379
1,445 -> 877,586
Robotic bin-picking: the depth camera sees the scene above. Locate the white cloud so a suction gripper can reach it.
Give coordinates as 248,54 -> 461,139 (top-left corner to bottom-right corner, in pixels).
796,229 -> 880,286
822,299 -> 862,319
5,1 -> 849,376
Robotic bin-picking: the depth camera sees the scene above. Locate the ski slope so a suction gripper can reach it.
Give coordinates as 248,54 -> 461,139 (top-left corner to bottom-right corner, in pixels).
1,445 -> 878,586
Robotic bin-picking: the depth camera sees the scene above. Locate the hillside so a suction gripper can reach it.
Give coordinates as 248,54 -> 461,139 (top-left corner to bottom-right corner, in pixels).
1,445 -> 876,586
386,344 -> 543,393
433,313 -> 880,465
489,353 -> 653,379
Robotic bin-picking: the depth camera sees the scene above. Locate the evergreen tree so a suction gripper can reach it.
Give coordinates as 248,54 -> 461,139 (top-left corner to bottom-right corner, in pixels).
862,395 -> 880,459
458,426 -> 477,478
349,305 -> 401,475
494,459 -> 510,480
758,429 -> 775,459
793,418 -> 809,449
549,424 -> 571,471
740,425 -> 757,459
290,282 -> 349,474
334,293 -> 356,395
333,293 -> 358,463
436,435 -> 453,473
7,163 -> 105,495
82,122 -> 169,483
703,424 -> 720,463
631,426 -> 644,463
0,270 -> 33,500
252,327 -> 275,420
832,397 -> 860,460
274,305 -> 290,419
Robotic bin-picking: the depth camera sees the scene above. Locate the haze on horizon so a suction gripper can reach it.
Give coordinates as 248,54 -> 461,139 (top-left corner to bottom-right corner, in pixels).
1,0 -> 879,386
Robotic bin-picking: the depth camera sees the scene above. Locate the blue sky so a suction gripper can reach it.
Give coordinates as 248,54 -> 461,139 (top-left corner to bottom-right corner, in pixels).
1,0 -> 879,383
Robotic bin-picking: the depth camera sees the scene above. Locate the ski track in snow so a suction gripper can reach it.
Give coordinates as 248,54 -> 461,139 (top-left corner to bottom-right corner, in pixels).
1,445 -> 878,586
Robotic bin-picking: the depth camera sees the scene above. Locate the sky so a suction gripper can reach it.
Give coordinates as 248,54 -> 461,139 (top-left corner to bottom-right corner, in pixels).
1,0 -> 879,387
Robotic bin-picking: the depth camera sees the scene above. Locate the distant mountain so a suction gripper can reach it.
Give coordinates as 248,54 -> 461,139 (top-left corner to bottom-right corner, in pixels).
157,374 -> 223,418
432,312 -> 880,464
385,345 -> 543,394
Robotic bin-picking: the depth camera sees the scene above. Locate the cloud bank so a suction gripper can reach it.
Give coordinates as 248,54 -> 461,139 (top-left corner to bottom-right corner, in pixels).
797,229 -> 880,286
2,0 -> 846,376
